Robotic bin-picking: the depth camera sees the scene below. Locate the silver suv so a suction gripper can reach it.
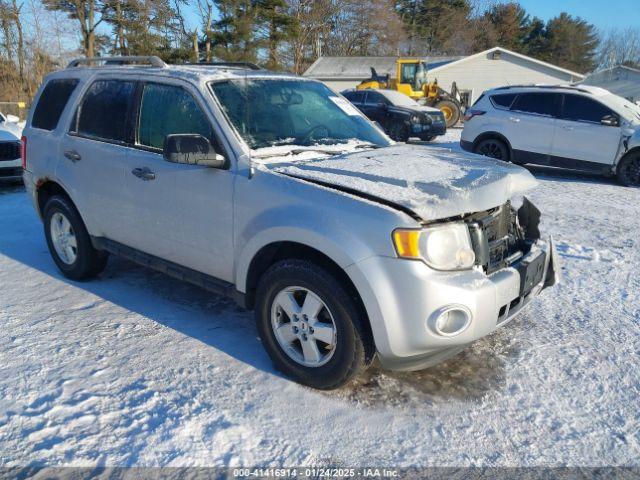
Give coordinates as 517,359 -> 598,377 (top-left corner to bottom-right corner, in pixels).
22,57 -> 559,389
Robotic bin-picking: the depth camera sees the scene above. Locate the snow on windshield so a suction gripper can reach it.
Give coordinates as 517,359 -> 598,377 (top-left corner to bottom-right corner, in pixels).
209,78 -> 390,150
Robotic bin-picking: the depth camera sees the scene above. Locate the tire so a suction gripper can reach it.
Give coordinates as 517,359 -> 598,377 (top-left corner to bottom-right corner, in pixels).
435,99 -> 461,128
616,151 -> 640,187
421,135 -> 435,142
474,138 -> 510,161
388,121 -> 410,142
255,259 -> 371,390
43,195 -> 108,280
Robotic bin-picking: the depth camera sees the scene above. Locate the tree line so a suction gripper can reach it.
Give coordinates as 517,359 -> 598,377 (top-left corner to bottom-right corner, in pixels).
1,0 -> 639,108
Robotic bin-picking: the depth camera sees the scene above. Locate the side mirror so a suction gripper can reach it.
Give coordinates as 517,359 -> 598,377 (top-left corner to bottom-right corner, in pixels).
601,114 -> 619,127
163,134 -> 226,168
377,103 -> 388,110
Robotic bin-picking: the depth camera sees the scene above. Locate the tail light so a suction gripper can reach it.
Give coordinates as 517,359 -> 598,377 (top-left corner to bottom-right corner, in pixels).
20,135 -> 26,169
463,109 -> 486,122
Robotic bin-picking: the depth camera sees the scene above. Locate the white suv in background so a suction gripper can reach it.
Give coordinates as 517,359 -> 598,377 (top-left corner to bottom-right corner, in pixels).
461,85 -> 640,186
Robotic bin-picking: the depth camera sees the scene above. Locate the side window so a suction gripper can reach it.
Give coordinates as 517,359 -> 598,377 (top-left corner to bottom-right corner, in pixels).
511,93 -> 560,117
561,95 -> 615,124
490,93 -> 517,110
345,91 -> 365,104
74,80 -> 135,142
32,79 -> 79,131
138,83 -> 214,150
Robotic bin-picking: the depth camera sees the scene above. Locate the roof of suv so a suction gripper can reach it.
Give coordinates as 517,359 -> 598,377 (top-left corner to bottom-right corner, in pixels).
46,56 -> 300,84
488,84 -> 611,97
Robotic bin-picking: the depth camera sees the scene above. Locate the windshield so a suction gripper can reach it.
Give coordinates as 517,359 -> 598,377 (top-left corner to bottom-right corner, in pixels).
209,78 -> 390,150
379,90 -> 420,107
599,92 -> 640,123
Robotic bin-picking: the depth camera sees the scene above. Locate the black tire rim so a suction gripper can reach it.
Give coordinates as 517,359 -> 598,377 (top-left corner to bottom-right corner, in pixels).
621,157 -> 640,186
478,141 -> 504,159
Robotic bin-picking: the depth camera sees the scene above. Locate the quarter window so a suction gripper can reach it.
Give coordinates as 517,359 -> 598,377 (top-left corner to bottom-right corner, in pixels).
32,79 -> 79,131
138,83 -> 213,150
511,93 -> 560,117
75,80 -> 136,142
561,95 -> 615,124
490,93 -> 517,110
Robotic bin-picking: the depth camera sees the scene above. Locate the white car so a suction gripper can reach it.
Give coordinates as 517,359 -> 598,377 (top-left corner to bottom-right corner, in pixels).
0,112 -> 23,181
461,85 -> 640,186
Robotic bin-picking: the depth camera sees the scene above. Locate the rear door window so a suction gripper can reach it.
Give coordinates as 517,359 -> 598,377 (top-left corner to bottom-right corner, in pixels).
561,94 -> 615,124
32,79 -> 79,131
490,93 -> 517,110
137,83 -> 214,151
365,91 -> 388,105
511,93 -> 560,117
73,80 -> 136,143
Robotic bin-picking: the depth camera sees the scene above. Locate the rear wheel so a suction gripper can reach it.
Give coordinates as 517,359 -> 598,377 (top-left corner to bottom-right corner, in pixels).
616,152 -> 640,187
255,259 -> 371,389
474,138 -> 510,161
43,196 -> 108,280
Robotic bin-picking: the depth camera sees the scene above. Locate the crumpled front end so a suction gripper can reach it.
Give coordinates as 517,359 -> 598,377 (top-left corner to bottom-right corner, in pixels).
346,197 -> 560,372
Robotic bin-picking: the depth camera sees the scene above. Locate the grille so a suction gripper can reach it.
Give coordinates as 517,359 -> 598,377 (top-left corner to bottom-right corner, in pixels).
0,141 -> 20,162
467,203 -> 523,274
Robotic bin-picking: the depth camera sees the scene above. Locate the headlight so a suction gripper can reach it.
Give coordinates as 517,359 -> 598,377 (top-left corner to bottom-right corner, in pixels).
393,223 -> 476,270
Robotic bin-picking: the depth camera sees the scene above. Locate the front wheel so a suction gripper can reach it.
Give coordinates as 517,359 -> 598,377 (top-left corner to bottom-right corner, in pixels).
255,259 -> 371,389
617,152 -> 640,187
388,121 -> 410,142
43,196 -> 108,280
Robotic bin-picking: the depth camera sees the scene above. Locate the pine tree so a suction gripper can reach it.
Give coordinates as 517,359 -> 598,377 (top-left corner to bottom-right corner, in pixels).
544,12 -> 598,73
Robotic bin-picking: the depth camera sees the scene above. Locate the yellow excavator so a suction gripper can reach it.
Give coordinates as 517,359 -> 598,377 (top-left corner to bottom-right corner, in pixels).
356,58 -> 463,128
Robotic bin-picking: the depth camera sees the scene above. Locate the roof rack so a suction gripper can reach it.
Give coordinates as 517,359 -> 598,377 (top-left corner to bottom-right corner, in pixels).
67,56 -> 167,69
182,61 -> 262,70
493,84 -> 593,94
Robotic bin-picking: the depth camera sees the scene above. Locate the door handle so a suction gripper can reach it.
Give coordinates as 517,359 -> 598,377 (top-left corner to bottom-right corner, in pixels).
508,117 -> 520,123
131,167 -> 156,181
64,150 -> 81,162
562,125 -> 574,131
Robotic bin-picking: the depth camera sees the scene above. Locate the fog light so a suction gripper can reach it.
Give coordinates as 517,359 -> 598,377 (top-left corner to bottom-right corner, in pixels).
430,306 -> 472,337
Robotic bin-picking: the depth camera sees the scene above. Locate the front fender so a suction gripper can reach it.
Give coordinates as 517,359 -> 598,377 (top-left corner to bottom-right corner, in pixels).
234,204 -> 378,292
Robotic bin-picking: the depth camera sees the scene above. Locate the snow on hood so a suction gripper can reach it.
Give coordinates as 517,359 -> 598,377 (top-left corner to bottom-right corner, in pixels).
267,144 -> 538,221
418,105 -> 442,114
0,120 -> 22,141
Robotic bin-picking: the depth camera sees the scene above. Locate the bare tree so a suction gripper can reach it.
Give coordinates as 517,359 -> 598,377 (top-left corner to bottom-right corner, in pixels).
597,27 -> 640,70
43,0 -> 104,57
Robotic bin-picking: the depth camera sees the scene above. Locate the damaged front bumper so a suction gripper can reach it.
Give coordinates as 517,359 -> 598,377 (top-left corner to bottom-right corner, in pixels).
346,199 -> 560,372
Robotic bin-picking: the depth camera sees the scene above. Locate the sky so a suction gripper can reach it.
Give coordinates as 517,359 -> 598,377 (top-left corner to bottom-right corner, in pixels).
515,0 -> 640,30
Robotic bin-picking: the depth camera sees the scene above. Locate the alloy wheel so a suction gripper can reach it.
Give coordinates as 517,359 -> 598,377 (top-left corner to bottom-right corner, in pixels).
270,286 -> 337,368
50,212 -> 78,265
478,140 -> 504,159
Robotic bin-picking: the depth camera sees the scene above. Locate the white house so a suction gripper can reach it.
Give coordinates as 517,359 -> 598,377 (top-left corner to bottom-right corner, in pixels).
304,47 -> 585,106
580,65 -> 640,103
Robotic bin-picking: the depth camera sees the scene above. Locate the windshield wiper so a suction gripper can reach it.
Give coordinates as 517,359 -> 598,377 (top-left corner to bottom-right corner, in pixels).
291,148 -> 341,156
253,148 -> 342,159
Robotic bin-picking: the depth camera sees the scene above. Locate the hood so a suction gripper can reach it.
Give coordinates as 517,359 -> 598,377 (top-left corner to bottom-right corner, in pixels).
0,121 -> 22,141
268,145 -> 537,221
418,105 -> 443,114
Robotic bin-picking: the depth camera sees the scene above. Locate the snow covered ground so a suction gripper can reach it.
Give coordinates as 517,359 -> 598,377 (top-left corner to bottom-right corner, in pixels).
1,129 -> 639,467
